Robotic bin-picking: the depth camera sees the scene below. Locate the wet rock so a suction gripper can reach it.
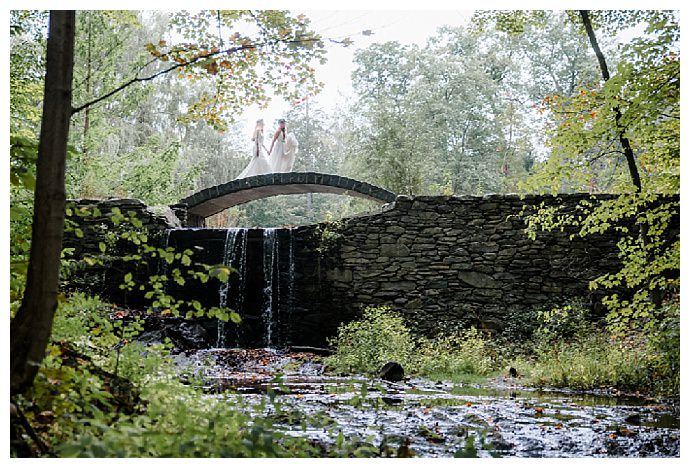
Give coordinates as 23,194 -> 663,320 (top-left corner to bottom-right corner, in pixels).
624,413 -> 642,425
379,361 -> 405,382
382,396 -> 403,406
168,322 -> 211,349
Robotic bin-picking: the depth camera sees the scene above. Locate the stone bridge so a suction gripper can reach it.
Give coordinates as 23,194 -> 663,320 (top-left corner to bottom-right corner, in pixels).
179,172 -> 396,225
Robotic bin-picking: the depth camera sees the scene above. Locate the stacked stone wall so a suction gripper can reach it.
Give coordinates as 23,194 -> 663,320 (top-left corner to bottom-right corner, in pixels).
316,193 -> 622,336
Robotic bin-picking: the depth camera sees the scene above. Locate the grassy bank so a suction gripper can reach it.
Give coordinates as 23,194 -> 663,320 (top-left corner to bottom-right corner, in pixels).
325,305 -> 680,397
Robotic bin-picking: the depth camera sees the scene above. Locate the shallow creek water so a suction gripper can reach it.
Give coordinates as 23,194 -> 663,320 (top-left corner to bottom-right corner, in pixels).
173,348 -> 679,458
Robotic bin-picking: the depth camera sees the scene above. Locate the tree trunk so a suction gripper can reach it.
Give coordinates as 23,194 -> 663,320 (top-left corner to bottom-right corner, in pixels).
83,11 -> 92,157
10,11 -> 75,395
579,10 -> 642,192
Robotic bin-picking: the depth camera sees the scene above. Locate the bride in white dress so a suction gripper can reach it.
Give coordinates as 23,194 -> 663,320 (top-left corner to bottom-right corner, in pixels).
236,119 -> 273,179
268,119 -> 299,173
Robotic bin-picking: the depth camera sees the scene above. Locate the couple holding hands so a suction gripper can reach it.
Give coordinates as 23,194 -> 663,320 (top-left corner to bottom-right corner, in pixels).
236,118 -> 299,178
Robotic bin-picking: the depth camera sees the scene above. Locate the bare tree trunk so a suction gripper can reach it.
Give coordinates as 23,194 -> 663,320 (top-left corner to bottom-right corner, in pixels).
10,11 -> 75,395
579,10 -> 642,193
83,11 -> 92,157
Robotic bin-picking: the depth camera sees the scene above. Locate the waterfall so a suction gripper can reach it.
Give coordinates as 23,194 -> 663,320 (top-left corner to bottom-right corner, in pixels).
234,229 -> 249,346
161,226 -> 299,349
216,229 -> 241,348
287,228 -> 296,340
262,228 -> 278,348
237,229 -> 248,315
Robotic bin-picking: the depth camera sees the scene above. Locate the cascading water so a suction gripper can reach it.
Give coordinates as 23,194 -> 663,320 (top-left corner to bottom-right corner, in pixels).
216,229 -> 241,348
287,228 -> 296,341
161,226 -> 299,348
237,230 -> 249,313
262,228 -> 279,348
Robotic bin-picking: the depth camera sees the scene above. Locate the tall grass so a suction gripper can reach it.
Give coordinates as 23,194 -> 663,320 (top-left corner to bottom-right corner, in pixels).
326,304 -> 679,396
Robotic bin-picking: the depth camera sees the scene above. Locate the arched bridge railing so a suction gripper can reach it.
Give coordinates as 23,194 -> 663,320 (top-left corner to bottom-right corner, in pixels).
179,172 -> 397,220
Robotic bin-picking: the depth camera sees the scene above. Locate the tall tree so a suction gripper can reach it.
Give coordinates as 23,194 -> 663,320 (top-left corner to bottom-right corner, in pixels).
578,10 -> 641,192
481,10 -> 681,333
11,10 -> 76,395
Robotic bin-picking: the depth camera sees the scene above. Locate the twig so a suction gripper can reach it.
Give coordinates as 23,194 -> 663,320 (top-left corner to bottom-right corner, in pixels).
11,400 -> 53,456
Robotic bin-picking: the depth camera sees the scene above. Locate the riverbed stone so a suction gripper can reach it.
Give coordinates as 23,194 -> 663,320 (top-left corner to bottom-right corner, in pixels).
379,362 -> 405,382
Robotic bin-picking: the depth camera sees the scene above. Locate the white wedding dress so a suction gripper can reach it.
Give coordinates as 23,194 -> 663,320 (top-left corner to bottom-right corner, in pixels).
270,132 -> 299,173
236,130 -> 272,179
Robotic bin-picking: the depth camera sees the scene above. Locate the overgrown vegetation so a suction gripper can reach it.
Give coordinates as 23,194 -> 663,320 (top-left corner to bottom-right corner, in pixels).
326,307 -> 415,373
12,294 -> 387,457
326,305 -> 679,395
326,307 -> 498,380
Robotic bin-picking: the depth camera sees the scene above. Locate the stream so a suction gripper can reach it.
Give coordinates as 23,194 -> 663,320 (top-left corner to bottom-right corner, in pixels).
173,347 -> 680,458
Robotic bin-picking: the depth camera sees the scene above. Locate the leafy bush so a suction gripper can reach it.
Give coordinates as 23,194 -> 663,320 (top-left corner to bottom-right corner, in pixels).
57,384 -> 319,457
326,308 -> 497,379
533,299 -> 595,343
511,300 -> 678,394
15,293 -> 169,451
641,304 -> 680,395
414,328 -> 495,377
326,306 -> 415,374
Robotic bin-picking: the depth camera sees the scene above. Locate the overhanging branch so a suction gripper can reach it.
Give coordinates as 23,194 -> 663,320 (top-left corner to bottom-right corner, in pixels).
70,34 -> 342,115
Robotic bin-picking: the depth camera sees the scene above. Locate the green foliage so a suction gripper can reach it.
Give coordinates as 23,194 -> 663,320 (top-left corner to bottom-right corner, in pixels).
327,308 -> 496,379
518,12 -> 679,339
414,328 -> 495,377
528,334 -> 657,392
333,11 -> 608,199
325,303 -> 677,395
645,305 -> 680,394
15,293 -> 168,450
313,214 -> 344,255
213,193 -> 379,229
347,21 -> 557,196
162,10 -> 328,131
74,136 -> 201,205
518,301 -> 679,394
326,307 -> 415,374
57,388 -> 316,457
62,205 -> 238,323
532,300 -> 594,343
9,11 -> 47,313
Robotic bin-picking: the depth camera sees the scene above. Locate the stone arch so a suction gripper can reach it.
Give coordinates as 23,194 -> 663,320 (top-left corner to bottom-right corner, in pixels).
179,172 -> 397,221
